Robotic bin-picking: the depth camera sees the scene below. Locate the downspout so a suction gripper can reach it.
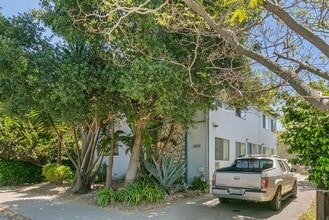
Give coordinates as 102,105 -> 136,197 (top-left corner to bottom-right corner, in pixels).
205,110 -> 209,183
185,130 -> 188,183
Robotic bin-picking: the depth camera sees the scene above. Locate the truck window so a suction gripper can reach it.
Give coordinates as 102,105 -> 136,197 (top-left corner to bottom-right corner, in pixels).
282,160 -> 292,171
234,159 -> 273,171
278,160 -> 287,172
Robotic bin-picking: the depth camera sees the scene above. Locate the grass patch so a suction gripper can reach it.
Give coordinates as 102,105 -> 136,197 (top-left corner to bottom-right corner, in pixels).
298,199 -> 316,220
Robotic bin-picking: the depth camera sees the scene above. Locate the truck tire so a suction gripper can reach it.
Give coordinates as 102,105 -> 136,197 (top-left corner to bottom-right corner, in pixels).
291,182 -> 297,198
219,198 -> 229,204
269,187 -> 282,211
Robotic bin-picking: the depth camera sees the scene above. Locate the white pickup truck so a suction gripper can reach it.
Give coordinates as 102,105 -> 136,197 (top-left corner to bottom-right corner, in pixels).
212,155 -> 297,211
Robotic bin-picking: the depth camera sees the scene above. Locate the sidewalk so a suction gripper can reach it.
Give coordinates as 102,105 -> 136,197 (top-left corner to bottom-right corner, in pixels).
0,188 -> 133,220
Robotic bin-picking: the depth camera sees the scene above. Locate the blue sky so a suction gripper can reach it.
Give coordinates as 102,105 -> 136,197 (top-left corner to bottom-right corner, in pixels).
0,0 -> 40,17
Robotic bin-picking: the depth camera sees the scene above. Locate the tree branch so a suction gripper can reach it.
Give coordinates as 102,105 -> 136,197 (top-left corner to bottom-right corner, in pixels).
182,0 -> 329,113
263,1 -> 329,58
274,52 -> 329,80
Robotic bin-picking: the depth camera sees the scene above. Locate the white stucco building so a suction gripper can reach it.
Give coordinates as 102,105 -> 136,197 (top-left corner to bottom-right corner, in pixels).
103,102 -> 278,184
186,101 -> 278,185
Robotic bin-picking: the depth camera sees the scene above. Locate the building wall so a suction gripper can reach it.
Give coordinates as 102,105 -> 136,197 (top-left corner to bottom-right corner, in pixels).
208,107 -> 277,185
102,120 -> 130,180
186,111 -> 208,184
187,106 -> 278,185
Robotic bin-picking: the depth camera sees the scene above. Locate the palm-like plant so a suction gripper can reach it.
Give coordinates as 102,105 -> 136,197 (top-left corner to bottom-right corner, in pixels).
144,156 -> 186,193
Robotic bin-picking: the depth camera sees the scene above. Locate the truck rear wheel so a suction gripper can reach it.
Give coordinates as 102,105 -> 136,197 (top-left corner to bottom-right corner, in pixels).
269,188 -> 282,211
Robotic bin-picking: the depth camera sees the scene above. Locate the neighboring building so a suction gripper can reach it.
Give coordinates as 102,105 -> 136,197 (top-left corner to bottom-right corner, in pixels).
186,101 -> 278,185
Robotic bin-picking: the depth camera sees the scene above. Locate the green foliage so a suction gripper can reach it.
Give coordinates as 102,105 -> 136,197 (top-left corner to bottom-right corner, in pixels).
190,175 -> 209,192
94,163 -> 107,183
42,163 -> 73,184
95,188 -> 117,206
95,181 -> 165,206
116,181 -> 165,205
0,160 -> 43,186
281,96 -> 329,189
144,156 -> 186,193
0,110 -> 57,164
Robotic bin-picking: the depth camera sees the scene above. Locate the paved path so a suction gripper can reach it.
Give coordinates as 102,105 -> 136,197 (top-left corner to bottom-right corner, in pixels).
0,175 -> 315,220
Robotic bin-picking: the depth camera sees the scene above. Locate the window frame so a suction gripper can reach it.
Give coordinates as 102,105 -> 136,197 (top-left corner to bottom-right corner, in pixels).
215,137 -> 230,161
263,114 -> 269,130
235,108 -> 246,119
235,142 -> 246,158
270,119 -> 276,132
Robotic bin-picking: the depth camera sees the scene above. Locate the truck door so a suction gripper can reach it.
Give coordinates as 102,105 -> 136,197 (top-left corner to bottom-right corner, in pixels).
278,160 -> 290,194
282,160 -> 295,191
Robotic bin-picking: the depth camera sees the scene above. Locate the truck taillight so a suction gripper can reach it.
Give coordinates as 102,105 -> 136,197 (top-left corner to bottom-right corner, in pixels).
212,174 -> 216,185
261,177 -> 269,189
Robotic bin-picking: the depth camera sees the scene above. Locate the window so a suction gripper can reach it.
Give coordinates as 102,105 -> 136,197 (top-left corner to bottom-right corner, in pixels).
215,100 -> 231,110
235,108 -> 246,119
262,147 -> 270,155
215,100 -> 223,108
257,145 -> 263,154
215,138 -> 230,160
234,159 -> 273,171
263,114 -> 269,129
235,142 -> 246,158
271,149 -> 277,155
278,160 -> 287,172
113,144 -> 120,156
247,143 -> 252,154
271,119 -> 276,132
252,144 -> 258,154
103,143 -> 120,156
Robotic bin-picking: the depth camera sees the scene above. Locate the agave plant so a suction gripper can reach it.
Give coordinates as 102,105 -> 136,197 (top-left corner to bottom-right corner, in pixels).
144,156 -> 186,193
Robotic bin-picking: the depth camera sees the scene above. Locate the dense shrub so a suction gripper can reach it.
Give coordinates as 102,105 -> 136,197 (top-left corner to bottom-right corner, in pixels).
190,175 -> 209,192
42,163 -> 72,184
117,182 -> 165,205
95,181 -> 165,206
0,160 -> 43,186
96,188 -> 117,206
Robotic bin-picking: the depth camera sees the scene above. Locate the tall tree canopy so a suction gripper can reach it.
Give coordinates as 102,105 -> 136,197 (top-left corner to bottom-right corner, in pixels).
40,1 -> 268,185
59,0 -> 329,113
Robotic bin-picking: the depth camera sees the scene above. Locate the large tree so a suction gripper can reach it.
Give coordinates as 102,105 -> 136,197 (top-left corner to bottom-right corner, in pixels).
62,0 -> 328,113
0,13 -> 119,193
40,1 -> 264,185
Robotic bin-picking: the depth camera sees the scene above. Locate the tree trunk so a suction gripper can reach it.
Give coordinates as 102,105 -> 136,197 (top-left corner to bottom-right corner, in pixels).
105,123 -> 115,189
124,120 -> 145,186
71,172 -> 90,194
56,136 -> 62,165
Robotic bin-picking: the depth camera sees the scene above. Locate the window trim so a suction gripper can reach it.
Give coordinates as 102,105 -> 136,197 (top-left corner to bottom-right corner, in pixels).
235,142 -> 246,158
263,114 -> 269,130
215,137 -> 230,161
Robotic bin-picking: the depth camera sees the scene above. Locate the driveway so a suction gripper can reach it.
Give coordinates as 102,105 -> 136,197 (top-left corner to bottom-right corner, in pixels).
0,175 -> 315,220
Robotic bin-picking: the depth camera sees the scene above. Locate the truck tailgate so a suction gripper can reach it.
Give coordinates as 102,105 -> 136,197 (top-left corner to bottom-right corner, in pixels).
215,172 -> 261,189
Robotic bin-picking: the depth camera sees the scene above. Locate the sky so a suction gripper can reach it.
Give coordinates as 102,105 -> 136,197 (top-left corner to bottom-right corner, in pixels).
0,0 -> 40,17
